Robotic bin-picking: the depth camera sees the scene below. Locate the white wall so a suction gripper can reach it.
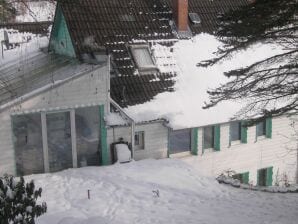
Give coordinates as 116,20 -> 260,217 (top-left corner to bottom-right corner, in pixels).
107,122 -> 169,162
0,64 -> 109,176
134,122 -> 168,160
190,115 -> 298,185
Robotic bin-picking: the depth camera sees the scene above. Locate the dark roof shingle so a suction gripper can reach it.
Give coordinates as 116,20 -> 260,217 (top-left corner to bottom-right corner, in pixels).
58,0 -> 248,107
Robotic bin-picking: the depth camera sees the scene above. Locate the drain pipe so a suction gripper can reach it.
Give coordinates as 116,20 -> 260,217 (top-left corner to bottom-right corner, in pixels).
110,98 -> 135,159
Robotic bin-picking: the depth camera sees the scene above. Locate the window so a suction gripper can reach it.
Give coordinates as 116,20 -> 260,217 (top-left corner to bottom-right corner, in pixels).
76,106 -> 100,167
257,167 -> 273,186
135,131 -> 145,150
203,126 -> 214,149
169,129 -> 191,154
12,114 -> 44,176
232,172 -> 249,184
119,14 -> 136,22
130,44 -> 157,73
189,12 -> 201,24
256,120 -> 266,137
230,122 -> 241,142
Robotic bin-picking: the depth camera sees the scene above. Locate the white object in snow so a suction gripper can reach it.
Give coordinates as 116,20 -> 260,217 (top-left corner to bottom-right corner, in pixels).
115,144 -> 131,163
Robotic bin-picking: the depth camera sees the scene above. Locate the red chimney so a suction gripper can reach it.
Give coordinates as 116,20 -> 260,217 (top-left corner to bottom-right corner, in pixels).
172,0 -> 189,32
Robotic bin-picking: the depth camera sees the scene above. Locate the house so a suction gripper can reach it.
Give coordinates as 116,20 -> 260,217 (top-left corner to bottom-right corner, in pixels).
0,0 -> 297,187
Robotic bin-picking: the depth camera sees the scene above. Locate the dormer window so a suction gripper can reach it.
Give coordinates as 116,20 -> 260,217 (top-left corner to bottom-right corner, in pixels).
119,14 -> 136,22
189,13 -> 201,24
130,44 -> 158,74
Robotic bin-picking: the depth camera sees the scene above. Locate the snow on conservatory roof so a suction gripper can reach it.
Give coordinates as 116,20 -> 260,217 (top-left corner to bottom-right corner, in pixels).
124,34 -> 285,129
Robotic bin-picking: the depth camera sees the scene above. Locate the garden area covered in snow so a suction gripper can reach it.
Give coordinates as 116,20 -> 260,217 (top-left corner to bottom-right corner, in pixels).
27,158 -> 298,224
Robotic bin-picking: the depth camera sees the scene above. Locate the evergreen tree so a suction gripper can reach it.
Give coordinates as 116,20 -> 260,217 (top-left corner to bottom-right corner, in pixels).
0,0 -> 17,22
198,0 -> 298,121
0,174 -> 47,224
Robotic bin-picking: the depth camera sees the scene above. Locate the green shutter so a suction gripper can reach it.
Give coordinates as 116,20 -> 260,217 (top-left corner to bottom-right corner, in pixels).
242,172 -> 249,184
266,167 -> 273,186
191,128 -> 199,155
257,169 -> 260,186
214,125 -> 220,151
265,117 -> 272,138
240,121 -> 248,143
99,105 -> 109,165
228,124 -> 231,147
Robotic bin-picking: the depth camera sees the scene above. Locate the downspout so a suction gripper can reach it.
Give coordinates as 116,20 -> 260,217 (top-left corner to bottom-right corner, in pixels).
109,98 -> 135,159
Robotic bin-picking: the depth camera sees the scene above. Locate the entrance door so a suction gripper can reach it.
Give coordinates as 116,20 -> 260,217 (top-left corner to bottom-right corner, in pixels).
47,112 -> 73,172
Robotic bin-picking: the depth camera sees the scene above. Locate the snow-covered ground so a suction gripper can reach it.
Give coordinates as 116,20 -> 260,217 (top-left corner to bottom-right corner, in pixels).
28,159 -> 298,224
0,30 -> 49,66
13,0 -> 56,22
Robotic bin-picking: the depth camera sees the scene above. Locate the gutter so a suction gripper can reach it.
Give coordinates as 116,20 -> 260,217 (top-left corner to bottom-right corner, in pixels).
0,63 -> 106,114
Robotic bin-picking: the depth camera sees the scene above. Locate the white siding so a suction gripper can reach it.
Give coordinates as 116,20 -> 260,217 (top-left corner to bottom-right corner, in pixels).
190,115 -> 298,185
9,65 -> 109,114
0,111 -> 16,175
0,65 -> 109,175
107,122 -> 169,162
134,122 -> 168,160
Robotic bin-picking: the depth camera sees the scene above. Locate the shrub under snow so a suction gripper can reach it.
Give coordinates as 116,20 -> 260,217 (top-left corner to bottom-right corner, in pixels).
0,175 -> 47,224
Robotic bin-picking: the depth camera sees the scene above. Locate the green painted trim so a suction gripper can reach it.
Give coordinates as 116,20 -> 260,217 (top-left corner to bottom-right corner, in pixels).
242,172 -> 249,184
167,128 -> 170,158
191,128 -> 199,155
99,105 -> 109,165
228,123 -> 231,147
10,115 -> 18,176
49,3 -> 76,58
266,166 -> 273,186
266,117 -> 272,139
214,125 -> 220,151
241,121 -> 248,144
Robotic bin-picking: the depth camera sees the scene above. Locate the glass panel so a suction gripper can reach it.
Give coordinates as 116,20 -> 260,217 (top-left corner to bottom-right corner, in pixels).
203,126 -> 214,149
169,129 -> 191,154
47,112 -> 72,172
230,122 -> 241,141
76,107 -> 100,167
258,169 -> 267,186
257,121 -> 266,136
12,114 -> 44,175
132,47 -> 154,68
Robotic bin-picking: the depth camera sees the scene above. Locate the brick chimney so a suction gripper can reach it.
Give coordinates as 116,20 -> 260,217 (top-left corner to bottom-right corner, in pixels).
172,0 -> 189,32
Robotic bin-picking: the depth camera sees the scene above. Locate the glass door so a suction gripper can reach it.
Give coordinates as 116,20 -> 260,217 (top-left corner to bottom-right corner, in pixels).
47,112 -> 73,172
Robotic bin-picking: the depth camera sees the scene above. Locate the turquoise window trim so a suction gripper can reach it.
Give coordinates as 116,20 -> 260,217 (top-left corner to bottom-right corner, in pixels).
99,105 -> 109,165
191,128 -> 198,155
265,117 -> 272,138
214,125 -> 220,151
240,121 -> 248,144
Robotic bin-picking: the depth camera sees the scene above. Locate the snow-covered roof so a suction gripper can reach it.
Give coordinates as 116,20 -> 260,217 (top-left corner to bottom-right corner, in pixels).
124,34 -> 285,129
0,35 -> 100,111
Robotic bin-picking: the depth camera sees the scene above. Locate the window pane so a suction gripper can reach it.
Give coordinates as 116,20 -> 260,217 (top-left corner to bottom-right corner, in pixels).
257,121 -> 266,136
76,107 -> 100,167
132,47 -> 154,68
169,129 -> 191,154
47,112 -> 73,172
230,122 -> 241,141
12,114 -> 44,175
258,168 -> 267,186
135,131 -> 144,150
203,126 -> 214,149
